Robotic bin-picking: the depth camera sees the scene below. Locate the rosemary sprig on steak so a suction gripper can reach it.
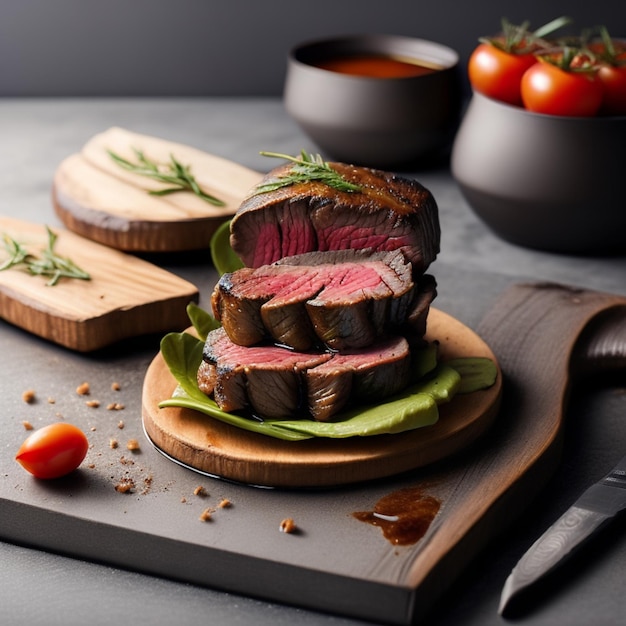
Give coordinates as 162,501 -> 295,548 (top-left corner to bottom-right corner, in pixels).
1,226 -> 91,286
256,150 -> 362,194
108,148 -> 226,206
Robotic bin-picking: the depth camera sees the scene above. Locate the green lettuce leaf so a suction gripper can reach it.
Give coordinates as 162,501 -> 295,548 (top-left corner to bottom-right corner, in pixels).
210,220 -> 244,276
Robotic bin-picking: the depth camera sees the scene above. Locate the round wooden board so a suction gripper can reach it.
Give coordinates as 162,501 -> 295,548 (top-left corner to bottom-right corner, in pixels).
51,129 -> 264,253
142,309 -> 502,488
52,184 -> 231,253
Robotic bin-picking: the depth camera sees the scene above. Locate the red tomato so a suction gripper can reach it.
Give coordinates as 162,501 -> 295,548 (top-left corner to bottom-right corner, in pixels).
16,422 -> 89,479
521,62 -> 603,117
468,42 -> 538,105
597,63 -> 626,115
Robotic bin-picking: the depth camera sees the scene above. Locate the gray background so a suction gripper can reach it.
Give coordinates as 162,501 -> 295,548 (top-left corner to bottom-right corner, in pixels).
1,0 -> 624,97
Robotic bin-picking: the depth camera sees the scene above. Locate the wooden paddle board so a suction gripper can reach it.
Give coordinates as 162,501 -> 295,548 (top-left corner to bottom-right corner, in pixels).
0,217 -> 199,351
142,308 -> 502,487
52,127 -> 264,252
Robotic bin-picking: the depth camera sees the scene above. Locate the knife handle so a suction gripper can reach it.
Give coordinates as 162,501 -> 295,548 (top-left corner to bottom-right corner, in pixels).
573,304 -> 626,376
478,282 -> 626,383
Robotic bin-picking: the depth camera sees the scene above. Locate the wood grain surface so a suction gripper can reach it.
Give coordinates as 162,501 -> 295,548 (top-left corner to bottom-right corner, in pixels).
0,216 -> 199,351
142,308 -> 503,488
52,127 -> 263,252
400,283 -> 626,623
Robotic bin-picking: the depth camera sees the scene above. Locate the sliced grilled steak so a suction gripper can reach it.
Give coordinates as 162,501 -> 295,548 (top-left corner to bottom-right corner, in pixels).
198,328 -> 332,418
211,249 -> 418,351
229,162 -> 440,276
305,336 -> 412,421
402,273 -> 437,349
198,327 -> 412,421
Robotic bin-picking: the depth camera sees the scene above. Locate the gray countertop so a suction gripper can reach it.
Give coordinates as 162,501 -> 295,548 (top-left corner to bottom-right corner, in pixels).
1,97 -> 625,626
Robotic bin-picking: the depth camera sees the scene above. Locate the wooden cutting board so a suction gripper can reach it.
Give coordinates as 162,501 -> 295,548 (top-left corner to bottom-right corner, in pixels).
0,217 -> 199,351
52,127 -> 263,252
142,308 -> 503,487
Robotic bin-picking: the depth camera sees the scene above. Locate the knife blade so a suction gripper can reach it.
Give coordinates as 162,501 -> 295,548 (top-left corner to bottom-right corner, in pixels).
499,453 -> 626,614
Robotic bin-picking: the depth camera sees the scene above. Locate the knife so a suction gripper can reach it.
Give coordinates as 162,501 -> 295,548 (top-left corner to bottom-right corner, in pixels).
499,452 -> 626,615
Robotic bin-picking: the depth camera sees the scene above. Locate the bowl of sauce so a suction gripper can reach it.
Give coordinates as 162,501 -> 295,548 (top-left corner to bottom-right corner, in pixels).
284,35 -> 461,168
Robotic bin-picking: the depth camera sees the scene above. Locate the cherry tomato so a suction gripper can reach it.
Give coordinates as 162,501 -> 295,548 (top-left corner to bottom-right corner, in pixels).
468,42 -> 538,106
587,37 -> 626,63
16,422 -> 89,479
521,61 -> 603,117
582,31 -> 626,115
597,64 -> 626,115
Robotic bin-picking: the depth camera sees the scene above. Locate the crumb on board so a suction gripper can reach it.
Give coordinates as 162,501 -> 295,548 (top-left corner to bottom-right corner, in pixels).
86,400 -> 100,408
126,439 -> 140,452
218,498 -> 232,509
76,382 -> 90,396
47,397 -> 55,404
279,518 -> 297,534
114,478 -> 135,493
117,420 -> 125,429
193,485 -> 207,497
181,496 -> 187,503
109,438 -> 118,449
199,508 -> 214,522
22,389 -> 36,403
22,420 -> 34,430
142,475 -> 153,495
107,403 -> 125,411
111,382 -> 121,391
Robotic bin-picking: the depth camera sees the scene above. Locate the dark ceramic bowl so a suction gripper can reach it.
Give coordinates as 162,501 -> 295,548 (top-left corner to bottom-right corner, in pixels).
451,92 -> 626,254
284,34 -> 461,168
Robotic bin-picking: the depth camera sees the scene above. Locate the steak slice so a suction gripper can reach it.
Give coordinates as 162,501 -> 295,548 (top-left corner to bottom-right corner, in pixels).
305,336 -> 412,421
198,327 -> 332,418
229,162 -> 440,276
211,249 -> 417,351
402,274 -> 437,349
198,327 -> 412,421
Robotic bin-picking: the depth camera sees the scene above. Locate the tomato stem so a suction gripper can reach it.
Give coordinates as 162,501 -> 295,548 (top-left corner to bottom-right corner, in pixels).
480,16 -> 572,55
533,16 -> 573,40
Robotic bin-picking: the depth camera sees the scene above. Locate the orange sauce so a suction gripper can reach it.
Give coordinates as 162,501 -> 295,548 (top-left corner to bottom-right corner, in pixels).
314,54 -> 439,79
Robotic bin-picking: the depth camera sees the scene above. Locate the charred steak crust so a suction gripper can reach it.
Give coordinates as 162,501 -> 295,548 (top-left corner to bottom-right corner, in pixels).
230,163 -> 441,275
198,327 -> 412,421
211,249 -> 429,351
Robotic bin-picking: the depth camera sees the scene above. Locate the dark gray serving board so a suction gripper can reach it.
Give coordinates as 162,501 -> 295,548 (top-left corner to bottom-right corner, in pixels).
6,263 -> 615,626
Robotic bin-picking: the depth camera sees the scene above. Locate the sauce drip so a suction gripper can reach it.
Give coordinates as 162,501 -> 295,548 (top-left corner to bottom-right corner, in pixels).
314,54 -> 439,79
353,486 -> 440,545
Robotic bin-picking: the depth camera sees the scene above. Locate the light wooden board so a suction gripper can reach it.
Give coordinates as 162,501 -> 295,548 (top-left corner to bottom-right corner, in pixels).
0,217 -> 199,351
52,127 -> 264,252
142,308 -> 503,487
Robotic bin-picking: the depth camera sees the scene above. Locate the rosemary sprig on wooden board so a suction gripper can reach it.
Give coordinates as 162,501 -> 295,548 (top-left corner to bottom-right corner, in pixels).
0,226 -> 91,286
255,150 -> 362,194
108,148 -> 226,206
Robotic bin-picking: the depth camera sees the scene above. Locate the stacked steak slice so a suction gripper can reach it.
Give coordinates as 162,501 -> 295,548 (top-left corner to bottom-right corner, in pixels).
198,160 -> 441,422
229,162 -> 440,276
198,329 -> 412,421
212,249 -> 432,351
